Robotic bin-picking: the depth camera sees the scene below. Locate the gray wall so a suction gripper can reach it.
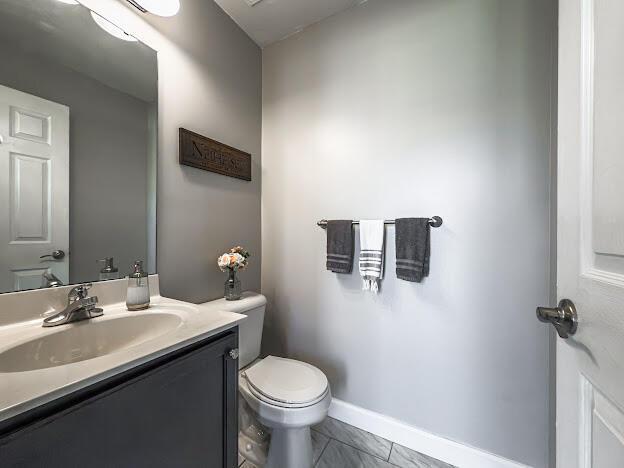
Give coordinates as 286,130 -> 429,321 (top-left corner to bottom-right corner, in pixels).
262,1 -> 556,467
0,42 -> 150,283
135,0 -> 262,302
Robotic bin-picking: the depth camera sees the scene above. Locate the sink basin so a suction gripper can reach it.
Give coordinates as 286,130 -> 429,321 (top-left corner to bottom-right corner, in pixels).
0,313 -> 182,373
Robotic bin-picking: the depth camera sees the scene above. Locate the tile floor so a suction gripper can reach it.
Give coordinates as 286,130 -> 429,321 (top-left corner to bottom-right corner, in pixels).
239,416 -> 456,468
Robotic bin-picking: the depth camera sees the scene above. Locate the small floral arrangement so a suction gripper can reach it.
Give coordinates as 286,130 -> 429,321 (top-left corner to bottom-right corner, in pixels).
218,246 -> 250,272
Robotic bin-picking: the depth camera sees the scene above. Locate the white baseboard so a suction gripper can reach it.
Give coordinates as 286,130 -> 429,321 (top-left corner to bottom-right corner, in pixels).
328,398 -> 532,468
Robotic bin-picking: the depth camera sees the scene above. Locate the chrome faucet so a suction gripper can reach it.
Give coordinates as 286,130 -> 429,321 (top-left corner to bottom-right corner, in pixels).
42,283 -> 103,327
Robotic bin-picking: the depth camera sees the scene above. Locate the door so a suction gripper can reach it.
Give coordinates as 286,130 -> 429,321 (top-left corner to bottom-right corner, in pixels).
0,84 -> 69,292
555,0 -> 624,466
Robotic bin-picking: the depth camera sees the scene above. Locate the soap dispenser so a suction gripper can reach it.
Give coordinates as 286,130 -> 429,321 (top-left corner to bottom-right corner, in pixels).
97,257 -> 119,281
126,260 -> 150,311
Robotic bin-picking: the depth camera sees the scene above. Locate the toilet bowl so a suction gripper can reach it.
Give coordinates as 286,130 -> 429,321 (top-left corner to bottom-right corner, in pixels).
214,292 -> 331,468
240,356 -> 331,468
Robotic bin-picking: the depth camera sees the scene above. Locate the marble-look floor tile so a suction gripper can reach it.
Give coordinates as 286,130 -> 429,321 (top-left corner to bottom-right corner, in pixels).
240,461 -> 257,468
388,444 -> 456,468
312,429 -> 330,464
238,453 -> 245,466
313,417 -> 392,460
316,439 -> 396,468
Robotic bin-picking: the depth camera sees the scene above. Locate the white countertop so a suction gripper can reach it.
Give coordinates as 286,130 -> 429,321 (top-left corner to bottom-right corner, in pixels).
0,294 -> 246,424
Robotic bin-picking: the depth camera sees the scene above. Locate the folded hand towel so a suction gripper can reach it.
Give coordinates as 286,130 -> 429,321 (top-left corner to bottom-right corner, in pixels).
359,220 -> 385,293
326,220 -> 354,273
395,218 -> 430,282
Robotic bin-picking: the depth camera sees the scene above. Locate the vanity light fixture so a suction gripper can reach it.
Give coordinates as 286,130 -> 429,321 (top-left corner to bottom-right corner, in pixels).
90,11 -> 138,42
56,0 -> 80,4
126,0 -> 180,17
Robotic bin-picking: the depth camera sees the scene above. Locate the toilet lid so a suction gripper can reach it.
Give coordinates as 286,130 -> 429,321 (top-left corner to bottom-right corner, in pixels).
244,356 -> 328,405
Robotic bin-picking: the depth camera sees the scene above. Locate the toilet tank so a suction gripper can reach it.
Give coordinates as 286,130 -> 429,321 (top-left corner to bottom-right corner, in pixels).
213,292 -> 266,368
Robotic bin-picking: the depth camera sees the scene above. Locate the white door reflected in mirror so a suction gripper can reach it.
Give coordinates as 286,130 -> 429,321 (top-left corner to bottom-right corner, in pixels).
0,85 -> 70,292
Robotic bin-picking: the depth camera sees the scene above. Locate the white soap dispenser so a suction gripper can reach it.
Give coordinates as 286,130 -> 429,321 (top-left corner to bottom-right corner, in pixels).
126,260 -> 150,311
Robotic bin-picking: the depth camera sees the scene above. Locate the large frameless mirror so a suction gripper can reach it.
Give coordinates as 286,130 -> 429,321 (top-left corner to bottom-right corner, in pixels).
0,0 -> 157,294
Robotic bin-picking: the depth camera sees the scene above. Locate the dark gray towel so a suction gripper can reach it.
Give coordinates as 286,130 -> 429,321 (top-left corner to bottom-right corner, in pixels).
395,218 -> 430,282
326,220 -> 354,273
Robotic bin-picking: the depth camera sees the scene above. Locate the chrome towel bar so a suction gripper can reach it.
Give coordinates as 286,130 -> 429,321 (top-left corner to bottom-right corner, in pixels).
317,216 -> 443,229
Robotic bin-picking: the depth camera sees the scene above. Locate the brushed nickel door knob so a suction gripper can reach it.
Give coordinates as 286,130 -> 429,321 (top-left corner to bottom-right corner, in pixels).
40,250 -> 66,260
536,299 -> 578,339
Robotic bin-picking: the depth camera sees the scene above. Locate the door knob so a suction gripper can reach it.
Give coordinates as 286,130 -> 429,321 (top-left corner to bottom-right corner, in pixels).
40,250 -> 66,260
536,299 -> 578,339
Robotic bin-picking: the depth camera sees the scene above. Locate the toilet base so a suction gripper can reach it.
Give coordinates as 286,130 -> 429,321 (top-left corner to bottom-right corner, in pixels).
265,426 -> 313,468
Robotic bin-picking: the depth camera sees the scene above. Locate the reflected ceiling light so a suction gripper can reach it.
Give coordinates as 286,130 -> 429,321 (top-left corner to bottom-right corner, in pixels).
90,11 -> 138,42
126,0 -> 180,17
56,0 -> 80,4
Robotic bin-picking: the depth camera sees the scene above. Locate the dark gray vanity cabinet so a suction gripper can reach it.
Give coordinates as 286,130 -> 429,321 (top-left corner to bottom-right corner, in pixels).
0,330 -> 238,468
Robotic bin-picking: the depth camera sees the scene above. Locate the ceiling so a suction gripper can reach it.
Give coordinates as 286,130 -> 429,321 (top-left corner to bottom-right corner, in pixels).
0,0 -> 157,102
214,0 -> 365,47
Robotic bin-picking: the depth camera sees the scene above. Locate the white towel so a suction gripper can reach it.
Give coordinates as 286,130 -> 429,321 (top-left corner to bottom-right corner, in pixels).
359,220 -> 385,293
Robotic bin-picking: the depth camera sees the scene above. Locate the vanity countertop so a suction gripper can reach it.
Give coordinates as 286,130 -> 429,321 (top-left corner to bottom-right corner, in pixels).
0,294 -> 246,425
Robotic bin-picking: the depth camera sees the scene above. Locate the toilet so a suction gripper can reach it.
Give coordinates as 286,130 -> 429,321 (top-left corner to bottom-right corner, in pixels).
221,292 -> 331,468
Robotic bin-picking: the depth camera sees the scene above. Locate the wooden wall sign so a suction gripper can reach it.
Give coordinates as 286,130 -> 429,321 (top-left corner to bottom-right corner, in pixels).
179,128 -> 251,181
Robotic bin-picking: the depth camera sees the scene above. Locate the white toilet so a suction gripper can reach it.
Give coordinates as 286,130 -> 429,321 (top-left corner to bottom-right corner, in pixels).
223,292 -> 331,468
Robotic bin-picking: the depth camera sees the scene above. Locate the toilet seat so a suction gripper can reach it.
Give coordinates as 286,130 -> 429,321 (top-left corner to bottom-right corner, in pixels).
246,381 -> 330,409
242,356 -> 328,409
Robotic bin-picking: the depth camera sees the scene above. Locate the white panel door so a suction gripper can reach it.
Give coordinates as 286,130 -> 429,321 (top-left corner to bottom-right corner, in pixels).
0,84 -> 69,292
556,0 -> 624,467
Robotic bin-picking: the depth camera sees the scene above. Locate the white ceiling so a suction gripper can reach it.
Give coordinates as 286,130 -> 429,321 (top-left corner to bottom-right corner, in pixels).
214,0 -> 365,47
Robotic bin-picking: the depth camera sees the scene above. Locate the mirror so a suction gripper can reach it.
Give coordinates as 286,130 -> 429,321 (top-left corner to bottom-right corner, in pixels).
0,0 -> 157,294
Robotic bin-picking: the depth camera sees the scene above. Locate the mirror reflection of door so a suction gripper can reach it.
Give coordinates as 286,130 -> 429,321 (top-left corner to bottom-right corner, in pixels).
0,85 -> 69,292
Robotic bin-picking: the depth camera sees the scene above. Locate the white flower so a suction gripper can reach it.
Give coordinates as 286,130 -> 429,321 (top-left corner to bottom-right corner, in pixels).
231,253 -> 245,268
218,254 -> 231,271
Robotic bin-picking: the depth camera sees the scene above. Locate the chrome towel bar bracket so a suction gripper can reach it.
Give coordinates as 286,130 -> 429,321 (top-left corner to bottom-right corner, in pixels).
317,216 -> 443,229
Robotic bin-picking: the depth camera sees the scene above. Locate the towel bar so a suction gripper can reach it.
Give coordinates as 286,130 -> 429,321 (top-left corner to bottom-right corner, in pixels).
317,216 -> 443,229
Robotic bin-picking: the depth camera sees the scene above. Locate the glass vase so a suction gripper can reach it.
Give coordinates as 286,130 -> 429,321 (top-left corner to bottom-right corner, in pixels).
224,269 -> 242,301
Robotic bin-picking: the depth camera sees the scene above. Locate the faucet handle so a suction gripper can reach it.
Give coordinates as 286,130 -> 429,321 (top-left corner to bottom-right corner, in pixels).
68,283 -> 93,301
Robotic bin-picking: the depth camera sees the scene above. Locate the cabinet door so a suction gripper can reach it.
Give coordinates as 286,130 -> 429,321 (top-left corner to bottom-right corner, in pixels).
0,332 -> 238,468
